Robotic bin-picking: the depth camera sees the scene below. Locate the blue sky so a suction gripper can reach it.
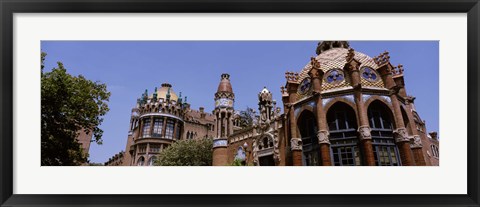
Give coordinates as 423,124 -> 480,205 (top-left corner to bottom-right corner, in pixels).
41,41 -> 439,164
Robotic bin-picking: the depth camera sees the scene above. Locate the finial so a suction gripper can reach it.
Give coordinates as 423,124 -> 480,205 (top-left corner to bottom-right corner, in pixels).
310,57 -> 321,69
185,96 -> 188,103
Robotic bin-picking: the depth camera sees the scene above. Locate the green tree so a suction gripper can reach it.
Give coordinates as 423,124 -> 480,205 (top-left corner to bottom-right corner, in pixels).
239,107 -> 256,128
41,52 -> 111,166
155,138 -> 213,166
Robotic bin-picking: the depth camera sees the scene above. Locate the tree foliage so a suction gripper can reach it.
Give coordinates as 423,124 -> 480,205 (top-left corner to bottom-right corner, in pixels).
155,138 -> 213,166
41,52 -> 111,166
239,107 -> 257,128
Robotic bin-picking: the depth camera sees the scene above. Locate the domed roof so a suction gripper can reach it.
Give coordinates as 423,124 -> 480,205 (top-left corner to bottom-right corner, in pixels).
298,46 -> 384,92
217,73 -> 233,93
149,83 -> 178,101
299,47 -> 379,80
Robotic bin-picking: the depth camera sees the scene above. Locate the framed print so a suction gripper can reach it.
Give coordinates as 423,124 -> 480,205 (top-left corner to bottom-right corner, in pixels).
1,0 -> 479,206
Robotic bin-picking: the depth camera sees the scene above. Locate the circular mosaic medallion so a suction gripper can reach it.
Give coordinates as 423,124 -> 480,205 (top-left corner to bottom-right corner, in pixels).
325,69 -> 345,85
361,67 -> 379,82
298,77 -> 312,95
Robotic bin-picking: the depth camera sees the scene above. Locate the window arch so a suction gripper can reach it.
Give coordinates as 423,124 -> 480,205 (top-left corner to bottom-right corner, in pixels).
148,156 -> 157,166
297,110 -> 320,166
368,100 -> 401,166
137,156 -> 145,166
327,102 -> 361,166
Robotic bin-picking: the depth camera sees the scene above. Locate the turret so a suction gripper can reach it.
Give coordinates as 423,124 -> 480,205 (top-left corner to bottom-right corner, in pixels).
212,73 -> 235,166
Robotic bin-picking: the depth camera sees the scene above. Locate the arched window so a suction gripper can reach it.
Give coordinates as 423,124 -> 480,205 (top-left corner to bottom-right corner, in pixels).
235,147 -> 246,161
148,156 -> 157,166
257,137 -> 275,166
368,101 -> 401,166
137,157 -> 145,166
297,110 -> 320,166
327,102 -> 361,166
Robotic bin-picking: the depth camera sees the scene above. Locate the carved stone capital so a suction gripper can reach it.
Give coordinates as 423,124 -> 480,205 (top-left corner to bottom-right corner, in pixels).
290,138 -> 303,151
393,127 -> 410,143
357,125 -> 372,141
317,130 -> 330,144
410,135 -> 423,148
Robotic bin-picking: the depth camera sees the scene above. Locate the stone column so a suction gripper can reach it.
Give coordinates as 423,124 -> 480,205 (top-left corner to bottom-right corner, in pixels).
172,120 -> 179,140
391,92 -> 415,166
355,92 -> 376,166
404,98 -> 426,166
344,53 -> 375,166
291,138 -> 303,166
216,112 -> 221,138
308,58 -> 332,166
286,79 -> 302,166
149,116 -> 154,137
222,111 -> 226,138
229,112 -> 234,135
162,117 -> 168,138
139,119 -> 144,138
375,54 -> 415,166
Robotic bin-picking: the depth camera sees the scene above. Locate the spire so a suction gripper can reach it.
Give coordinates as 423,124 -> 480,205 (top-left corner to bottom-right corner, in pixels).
178,92 -> 182,103
216,73 -> 233,93
152,87 -> 158,101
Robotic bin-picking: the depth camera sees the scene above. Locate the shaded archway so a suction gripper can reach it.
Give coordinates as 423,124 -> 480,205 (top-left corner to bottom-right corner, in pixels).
297,110 -> 320,166
327,102 -> 361,166
257,136 -> 275,166
368,100 -> 401,166
137,156 -> 145,166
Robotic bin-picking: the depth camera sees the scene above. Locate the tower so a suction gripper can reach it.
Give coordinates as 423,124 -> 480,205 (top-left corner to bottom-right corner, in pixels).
212,73 -> 235,166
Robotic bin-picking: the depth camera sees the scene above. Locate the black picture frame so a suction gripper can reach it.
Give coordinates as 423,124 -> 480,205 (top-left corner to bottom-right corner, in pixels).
1,0 -> 479,206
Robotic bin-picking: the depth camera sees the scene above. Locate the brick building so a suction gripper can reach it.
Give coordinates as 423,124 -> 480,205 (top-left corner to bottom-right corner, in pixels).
215,41 -> 440,166
107,41 -> 439,166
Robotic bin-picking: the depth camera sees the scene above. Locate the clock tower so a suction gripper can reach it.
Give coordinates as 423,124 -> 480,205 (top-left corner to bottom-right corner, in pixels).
212,73 -> 235,166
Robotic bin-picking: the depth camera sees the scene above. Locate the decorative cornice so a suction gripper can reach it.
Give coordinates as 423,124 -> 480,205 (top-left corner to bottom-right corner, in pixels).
357,125 -> 372,141
317,130 -> 330,144
410,135 -> 423,148
393,127 -> 410,143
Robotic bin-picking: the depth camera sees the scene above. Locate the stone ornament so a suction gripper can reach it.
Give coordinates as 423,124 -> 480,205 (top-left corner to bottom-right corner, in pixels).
252,140 -> 259,166
393,127 -> 410,142
357,125 -> 372,140
290,138 -> 303,151
410,135 -> 423,148
310,57 -> 321,69
317,130 -> 330,144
